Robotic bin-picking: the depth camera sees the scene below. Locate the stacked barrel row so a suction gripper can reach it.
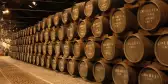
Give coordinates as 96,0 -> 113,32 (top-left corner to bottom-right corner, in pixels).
9,0 -> 168,84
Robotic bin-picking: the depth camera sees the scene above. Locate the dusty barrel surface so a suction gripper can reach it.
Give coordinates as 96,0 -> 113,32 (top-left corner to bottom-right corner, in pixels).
58,26 -> 66,41
36,54 -> 41,66
63,41 -> 73,57
62,8 -> 72,24
41,55 -> 46,67
78,60 -> 94,80
29,27 -> 33,35
67,22 -> 78,40
93,61 -> 112,83
71,2 -> 85,21
50,27 -> 57,42
67,59 -> 79,76
110,8 -> 138,34
112,62 -> 137,84
138,66 -> 168,84
48,42 -> 55,56
98,0 -> 124,11
124,34 -> 154,63
30,44 -> 34,54
155,34 -> 168,66
58,57 -> 67,72
40,30 -> 44,42
53,12 -> 62,26
73,40 -> 85,58
137,0 -> 168,31
101,36 -> 123,61
84,0 -> 99,17
91,16 -> 110,37
85,40 -> 101,60
78,19 -> 92,38
31,35 -> 35,44
46,56 -> 52,68
42,43 -> 47,55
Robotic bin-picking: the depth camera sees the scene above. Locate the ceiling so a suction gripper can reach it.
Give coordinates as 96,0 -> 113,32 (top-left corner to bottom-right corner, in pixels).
0,0 -> 84,31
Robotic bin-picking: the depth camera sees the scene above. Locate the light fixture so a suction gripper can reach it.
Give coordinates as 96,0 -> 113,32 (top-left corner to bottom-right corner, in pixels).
29,5 -> 33,8
2,8 -> 10,14
32,1 -> 37,6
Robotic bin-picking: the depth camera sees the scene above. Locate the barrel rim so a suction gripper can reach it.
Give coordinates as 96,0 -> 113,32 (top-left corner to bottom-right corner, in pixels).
154,34 -> 168,66
78,19 -> 87,38
91,16 -> 103,37
84,40 -> 95,59
137,1 -> 161,31
78,60 -> 89,79
84,0 -> 93,17
124,34 -> 145,63
138,66 -> 163,84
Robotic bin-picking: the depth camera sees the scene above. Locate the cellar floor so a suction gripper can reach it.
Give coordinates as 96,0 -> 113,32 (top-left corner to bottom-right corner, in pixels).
0,56 -> 97,84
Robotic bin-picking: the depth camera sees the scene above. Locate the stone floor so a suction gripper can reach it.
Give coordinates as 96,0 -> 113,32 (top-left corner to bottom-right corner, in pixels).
0,56 -> 97,84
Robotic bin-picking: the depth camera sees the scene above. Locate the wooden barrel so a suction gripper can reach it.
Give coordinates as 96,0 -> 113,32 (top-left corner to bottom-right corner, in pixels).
32,55 -> 36,65
42,18 -> 47,30
34,43 -> 38,54
26,53 -> 29,62
78,60 -> 94,80
71,2 -> 85,21
42,43 -> 47,55
98,0 -> 124,12
51,56 -> 59,70
29,53 -> 33,63
93,61 -> 112,83
44,28 -> 50,42
91,16 -> 110,37
26,36 -> 29,45
47,15 -> 53,28
78,19 -> 92,38
48,42 -> 55,56
58,57 -> 67,72
38,43 -> 42,54
40,30 -> 44,42
124,34 -> 154,63
55,41 -> 62,56
36,54 -> 41,66
35,32 -> 39,42
30,26 -> 33,35
73,40 -> 85,58
30,44 -> 34,54
37,22 -> 41,31
112,62 -> 137,84
40,55 -> 46,67
84,0 -> 99,17
62,8 -> 72,24
53,12 -> 62,26
27,45 -> 30,53
31,35 -> 35,44
67,59 -> 79,76
110,8 -> 138,34
58,26 -> 66,41
67,22 -> 78,40
33,25 -> 37,34
50,27 -> 57,42
63,41 -> 73,57
46,56 -> 52,68
155,34 -> 168,66
124,0 -> 137,4
138,66 -> 168,84
101,36 -> 123,61
85,40 -> 101,60
137,0 -> 168,31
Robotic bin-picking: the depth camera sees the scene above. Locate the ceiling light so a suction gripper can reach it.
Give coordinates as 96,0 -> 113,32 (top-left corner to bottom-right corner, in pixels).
29,5 -> 33,8
32,1 -> 37,6
2,8 -> 10,14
